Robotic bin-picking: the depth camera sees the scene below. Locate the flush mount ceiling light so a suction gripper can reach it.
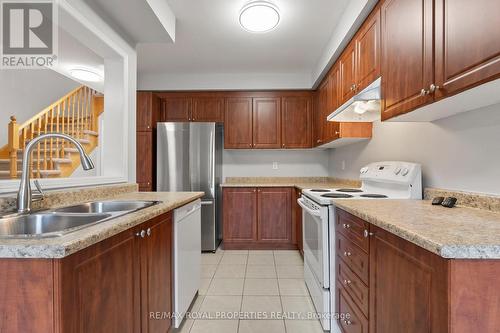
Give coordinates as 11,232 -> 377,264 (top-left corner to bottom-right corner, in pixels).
239,1 -> 280,33
70,68 -> 103,82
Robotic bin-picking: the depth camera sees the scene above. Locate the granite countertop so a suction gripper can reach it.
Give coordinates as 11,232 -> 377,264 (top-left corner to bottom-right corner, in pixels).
0,191 -> 204,259
220,177 -> 361,190
333,199 -> 500,259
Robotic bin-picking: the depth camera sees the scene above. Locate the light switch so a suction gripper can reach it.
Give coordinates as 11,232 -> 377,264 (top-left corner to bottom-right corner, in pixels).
272,162 -> 278,170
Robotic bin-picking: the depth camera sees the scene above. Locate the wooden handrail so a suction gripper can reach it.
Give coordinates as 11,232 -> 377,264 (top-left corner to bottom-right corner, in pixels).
4,85 -> 102,179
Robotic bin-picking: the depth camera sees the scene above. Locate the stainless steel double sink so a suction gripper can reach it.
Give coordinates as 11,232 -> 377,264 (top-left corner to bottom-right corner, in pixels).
0,200 -> 160,238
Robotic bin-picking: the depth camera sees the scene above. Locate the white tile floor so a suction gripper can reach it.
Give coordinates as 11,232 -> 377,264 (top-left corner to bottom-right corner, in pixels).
173,249 -> 324,333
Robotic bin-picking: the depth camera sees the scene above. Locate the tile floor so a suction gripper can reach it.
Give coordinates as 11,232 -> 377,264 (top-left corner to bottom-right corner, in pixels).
173,248 -> 324,333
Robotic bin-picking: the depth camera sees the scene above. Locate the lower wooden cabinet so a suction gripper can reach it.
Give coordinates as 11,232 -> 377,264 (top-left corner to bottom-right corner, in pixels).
336,208 -> 500,333
0,212 -> 174,333
223,187 -> 296,249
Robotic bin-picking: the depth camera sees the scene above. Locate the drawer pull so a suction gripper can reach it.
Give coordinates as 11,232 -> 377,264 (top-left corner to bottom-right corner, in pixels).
343,251 -> 352,257
344,319 -> 352,326
343,279 -> 352,285
363,229 -> 374,238
136,230 -> 146,238
343,223 -> 351,229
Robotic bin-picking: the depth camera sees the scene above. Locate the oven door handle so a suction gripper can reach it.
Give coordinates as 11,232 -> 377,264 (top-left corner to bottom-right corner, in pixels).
297,198 -> 322,217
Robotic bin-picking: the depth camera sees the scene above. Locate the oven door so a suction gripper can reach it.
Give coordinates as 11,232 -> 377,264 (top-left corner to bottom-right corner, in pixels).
297,196 -> 330,289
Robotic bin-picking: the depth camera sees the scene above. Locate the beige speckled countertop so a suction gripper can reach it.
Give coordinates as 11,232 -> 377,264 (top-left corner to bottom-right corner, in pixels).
333,199 -> 500,259
0,191 -> 204,259
220,177 -> 361,190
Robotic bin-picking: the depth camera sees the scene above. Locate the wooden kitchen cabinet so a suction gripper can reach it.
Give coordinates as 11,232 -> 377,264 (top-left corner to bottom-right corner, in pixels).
223,187 -> 296,249
314,79 -> 328,146
355,8 -> 380,92
340,42 -> 357,103
281,96 -> 312,148
139,214 -> 173,333
434,0 -> 500,99
0,212 -> 175,333
192,97 -> 224,122
294,188 -> 303,256
368,224 -> 448,333
160,97 -> 192,122
252,97 -> 281,148
380,0 -> 434,120
257,187 -> 292,243
137,92 -> 158,131
222,187 -> 258,242
136,131 -> 154,191
224,97 -> 254,148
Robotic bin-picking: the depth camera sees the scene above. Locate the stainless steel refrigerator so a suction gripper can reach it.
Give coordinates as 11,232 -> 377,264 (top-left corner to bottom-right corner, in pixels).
157,122 -> 223,252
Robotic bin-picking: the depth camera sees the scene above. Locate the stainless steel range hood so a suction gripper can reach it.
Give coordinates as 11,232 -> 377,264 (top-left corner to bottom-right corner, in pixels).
327,77 -> 381,122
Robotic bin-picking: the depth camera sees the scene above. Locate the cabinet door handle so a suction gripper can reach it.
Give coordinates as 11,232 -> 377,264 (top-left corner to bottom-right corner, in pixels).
136,230 -> 146,238
429,84 -> 440,93
147,228 -> 151,236
343,279 -> 352,285
364,229 -> 374,238
343,251 -> 351,257
343,223 -> 350,229
344,319 -> 352,326
420,88 -> 430,96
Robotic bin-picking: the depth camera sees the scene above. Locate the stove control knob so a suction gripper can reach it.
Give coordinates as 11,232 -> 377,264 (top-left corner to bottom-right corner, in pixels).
394,167 -> 402,175
401,168 -> 409,176
360,167 -> 369,174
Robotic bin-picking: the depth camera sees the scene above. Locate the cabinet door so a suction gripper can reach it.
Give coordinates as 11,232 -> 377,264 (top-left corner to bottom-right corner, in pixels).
223,188 -> 257,242
140,213 -> 173,333
137,92 -> 153,131
160,97 -> 191,122
369,225 -> 448,333
434,0 -> 500,98
224,98 -> 253,148
253,97 -> 281,148
281,96 -> 312,148
355,8 -> 380,91
294,188 -> 303,255
59,228 -> 141,333
314,81 -> 327,146
381,0 -> 434,120
192,97 -> 224,122
136,131 -> 153,191
324,68 -> 341,142
257,188 -> 292,243
340,42 -> 357,103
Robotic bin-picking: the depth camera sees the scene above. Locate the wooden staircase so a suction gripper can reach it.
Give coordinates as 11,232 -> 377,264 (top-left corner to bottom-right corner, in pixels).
0,86 -> 104,179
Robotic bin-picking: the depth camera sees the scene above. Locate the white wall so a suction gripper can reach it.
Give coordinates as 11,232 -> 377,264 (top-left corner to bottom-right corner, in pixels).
223,149 -> 330,179
328,104 -> 500,195
0,69 -> 79,146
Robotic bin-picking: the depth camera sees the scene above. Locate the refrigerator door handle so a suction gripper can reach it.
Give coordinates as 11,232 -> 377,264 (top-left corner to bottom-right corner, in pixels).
201,201 -> 214,206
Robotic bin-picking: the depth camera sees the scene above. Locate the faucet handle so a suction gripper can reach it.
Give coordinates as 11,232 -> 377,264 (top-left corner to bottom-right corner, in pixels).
31,180 -> 45,201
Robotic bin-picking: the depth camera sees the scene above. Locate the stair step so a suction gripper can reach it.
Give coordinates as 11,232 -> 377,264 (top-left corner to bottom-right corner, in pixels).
33,130 -> 97,137
0,158 -> 72,165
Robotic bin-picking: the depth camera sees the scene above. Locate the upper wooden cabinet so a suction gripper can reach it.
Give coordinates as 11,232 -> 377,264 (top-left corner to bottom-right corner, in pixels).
137,92 -> 158,131
434,0 -> 500,99
355,8 -> 381,91
136,131 -> 153,191
191,97 -> 224,122
224,98 -> 253,148
282,96 -> 312,148
380,0 -> 434,120
340,42 -> 357,102
160,97 -> 192,122
253,98 -> 281,148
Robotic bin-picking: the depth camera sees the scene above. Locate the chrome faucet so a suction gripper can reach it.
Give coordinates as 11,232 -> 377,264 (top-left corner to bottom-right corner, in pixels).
17,133 -> 95,213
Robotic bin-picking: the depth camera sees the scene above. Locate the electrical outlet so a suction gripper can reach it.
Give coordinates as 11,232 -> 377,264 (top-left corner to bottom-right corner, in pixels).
272,162 -> 279,170
341,160 -> 346,170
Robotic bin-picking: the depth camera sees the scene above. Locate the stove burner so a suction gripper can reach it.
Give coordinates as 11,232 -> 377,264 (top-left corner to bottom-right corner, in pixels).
310,189 -> 331,192
321,193 -> 354,199
336,188 -> 363,193
360,194 -> 388,198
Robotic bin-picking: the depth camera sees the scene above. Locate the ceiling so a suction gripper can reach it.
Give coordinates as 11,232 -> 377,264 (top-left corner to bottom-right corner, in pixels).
137,0 -> 350,88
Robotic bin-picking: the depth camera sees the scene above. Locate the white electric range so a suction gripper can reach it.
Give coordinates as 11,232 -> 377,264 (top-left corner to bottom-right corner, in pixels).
297,161 -> 422,332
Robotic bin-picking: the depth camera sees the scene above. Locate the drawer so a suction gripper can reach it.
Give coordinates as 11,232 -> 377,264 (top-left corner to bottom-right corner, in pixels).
337,256 -> 369,317
336,208 -> 370,253
337,233 -> 369,284
338,285 -> 369,333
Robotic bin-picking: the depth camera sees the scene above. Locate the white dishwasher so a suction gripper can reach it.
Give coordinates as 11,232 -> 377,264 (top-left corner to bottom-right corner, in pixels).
173,199 -> 201,328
